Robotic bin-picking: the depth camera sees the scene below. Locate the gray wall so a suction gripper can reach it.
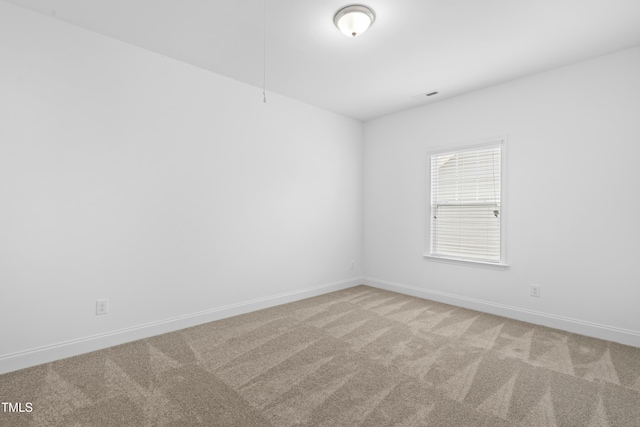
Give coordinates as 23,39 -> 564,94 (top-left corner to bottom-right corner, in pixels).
364,46 -> 640,346
0,3 -> 364,373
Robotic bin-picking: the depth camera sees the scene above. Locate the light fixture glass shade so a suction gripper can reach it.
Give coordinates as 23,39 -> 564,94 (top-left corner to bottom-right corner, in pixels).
334,5 -> 375,38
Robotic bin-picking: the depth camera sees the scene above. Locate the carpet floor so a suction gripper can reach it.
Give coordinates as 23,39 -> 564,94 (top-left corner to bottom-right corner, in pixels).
1,285 -> 639,426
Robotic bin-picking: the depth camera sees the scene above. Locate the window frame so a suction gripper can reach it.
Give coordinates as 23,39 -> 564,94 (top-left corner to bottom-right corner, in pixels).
424,137 -> 509,269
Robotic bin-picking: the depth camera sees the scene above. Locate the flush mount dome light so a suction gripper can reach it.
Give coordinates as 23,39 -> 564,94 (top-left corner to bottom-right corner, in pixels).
333,4 -> 376,38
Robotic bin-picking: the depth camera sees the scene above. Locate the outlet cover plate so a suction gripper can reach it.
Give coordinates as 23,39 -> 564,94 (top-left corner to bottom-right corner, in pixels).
96,299 -> 109,315
530,285 -> 541,298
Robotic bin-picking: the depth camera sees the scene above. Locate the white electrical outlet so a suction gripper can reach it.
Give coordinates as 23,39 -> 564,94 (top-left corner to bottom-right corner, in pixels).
351,260 -> 355,270
530,284 -> 541,298
96,299 -> 109,315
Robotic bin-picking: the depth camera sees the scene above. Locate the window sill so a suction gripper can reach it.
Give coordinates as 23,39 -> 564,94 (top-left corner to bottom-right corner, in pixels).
423,254 -> 509,270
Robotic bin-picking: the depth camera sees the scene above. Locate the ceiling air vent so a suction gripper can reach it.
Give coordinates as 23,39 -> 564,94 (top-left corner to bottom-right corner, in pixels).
411,91 -> 439,99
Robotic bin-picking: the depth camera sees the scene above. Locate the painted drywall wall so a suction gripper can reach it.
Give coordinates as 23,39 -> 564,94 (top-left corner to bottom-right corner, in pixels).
0,3 -> 363,372
363,46 -> 640,346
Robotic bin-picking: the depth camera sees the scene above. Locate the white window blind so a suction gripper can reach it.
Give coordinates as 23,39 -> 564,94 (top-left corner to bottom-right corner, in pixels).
429,143 -> 502,263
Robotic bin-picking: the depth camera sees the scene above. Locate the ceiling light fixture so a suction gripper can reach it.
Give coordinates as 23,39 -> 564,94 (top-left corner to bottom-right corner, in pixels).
333,4 -> 376,38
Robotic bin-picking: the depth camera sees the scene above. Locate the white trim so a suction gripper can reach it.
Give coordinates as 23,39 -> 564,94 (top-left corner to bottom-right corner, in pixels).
423,254 -> 509,270
426,135 -> 507,156
426,136 -> 508,266
500,137 -> 509,265
363,276 -> 640,348
0,277 -> 364,375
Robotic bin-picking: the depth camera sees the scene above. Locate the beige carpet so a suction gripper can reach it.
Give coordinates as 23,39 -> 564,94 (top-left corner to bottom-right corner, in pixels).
1,285 -> 639,426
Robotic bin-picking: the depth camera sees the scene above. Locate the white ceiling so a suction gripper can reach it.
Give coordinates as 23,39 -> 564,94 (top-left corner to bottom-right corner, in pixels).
7,0 -> 640,121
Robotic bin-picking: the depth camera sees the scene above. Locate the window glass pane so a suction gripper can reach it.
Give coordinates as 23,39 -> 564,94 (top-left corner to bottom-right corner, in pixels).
433,204 -> 500,261
430,143 -> 502,263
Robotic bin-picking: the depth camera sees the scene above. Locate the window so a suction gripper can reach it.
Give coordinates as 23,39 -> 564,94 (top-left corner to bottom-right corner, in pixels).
427,140 -> 506,265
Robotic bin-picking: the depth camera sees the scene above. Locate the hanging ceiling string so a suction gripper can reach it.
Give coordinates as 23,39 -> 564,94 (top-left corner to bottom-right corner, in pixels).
263,0 -> 267,103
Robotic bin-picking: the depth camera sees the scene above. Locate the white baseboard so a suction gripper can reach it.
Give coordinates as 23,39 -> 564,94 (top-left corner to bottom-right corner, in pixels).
364,277 -> 640,348
0,277 -> 363,375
